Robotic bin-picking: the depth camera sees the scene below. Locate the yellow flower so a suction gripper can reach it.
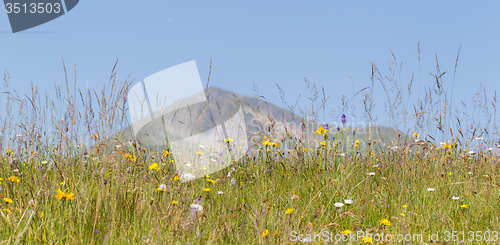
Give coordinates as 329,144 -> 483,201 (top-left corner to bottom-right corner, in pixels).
362,236 -> 373,244
413,132 -> 420,138
300,148 -> 308,153
261,229 -> 269,237
8,176 -> 19,183
162,150 -> 172,157
3,208 -> 11,214
320,141 -> 327,147
314,127 -> 327,135
203,188 -> 211,192
403,204 -> 407,208
207,179 -> 215,183
285,208 -> 293,214
172,200 -> 178,205
3,197 -> 13,203
400,213 -> 405,217
262,140 -> 271,146
55,189 -> 75,201
379,218 -> 391,226
39,211 -> 44,217
225,138 -> 234,143
355,140 -> 361,144
148,163 -> 160,171
196,151 -> 204,155
342,229 -> 351,235
173,175 -> 180,181
460,204 -> 469,209
273,231 -> 278,237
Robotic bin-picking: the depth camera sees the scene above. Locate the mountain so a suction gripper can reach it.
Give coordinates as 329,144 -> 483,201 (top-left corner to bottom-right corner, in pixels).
113,87 -> 410,153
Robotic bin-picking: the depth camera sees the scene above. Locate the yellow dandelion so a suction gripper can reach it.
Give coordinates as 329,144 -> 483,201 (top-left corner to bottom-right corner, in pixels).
162,150 -> 172,157
8,176 -> 19,183
362,236 -> 373,244
379,218 -> 391,226
55,189 -> 75,201
285,208 -> 293,214
148,163 -> 160,171
3,197 -> 13,203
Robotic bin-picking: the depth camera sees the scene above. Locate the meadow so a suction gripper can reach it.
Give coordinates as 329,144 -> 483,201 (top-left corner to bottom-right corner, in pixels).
1,51 -> 500,244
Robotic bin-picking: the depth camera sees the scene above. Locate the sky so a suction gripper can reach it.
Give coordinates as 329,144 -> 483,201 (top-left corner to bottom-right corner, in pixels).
1,1 -> 499,137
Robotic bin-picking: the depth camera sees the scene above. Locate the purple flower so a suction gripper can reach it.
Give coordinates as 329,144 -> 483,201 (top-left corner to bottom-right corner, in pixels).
341,114 -> 346,124
337,127 -> 340,131
323,123 -> 329,130
266,168 -> 270,173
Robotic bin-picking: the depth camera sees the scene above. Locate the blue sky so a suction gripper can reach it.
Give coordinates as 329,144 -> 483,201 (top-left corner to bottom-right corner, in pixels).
1,1 -> 499,135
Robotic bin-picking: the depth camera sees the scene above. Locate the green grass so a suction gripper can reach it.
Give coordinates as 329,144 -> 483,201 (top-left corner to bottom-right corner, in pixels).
1,141 -> 499,244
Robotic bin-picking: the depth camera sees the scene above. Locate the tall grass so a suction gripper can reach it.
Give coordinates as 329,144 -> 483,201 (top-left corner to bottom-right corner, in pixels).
0,48 -> 499,244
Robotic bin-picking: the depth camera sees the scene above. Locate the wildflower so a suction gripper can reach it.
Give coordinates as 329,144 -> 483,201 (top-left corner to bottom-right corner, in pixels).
320,141 -> 327,147
148,163 -> 160,171
403,204 -> 407,208
300,148 -> 308,152
314,127 -> 328,135
217,191 -> 224,195
207,179 -> 215,183
262,229 -> 269,237
427,188 -> 435,192
452,196 -> 460,200
341,114 -> 346,124
41,160 -> 47,164
203,188 -> 211,192
8,176 -> 20,183
273,231 -> 278,237
285,208 -> 293,214
225,138 -> 234,143
3,197 -> 13,203
173,175 -> 180,181
2,208 -> 10,214
344,199 -> 353,205
341,230 -> 351,235
367,172 -> 375,176
162,150 -> 172,157
362,236 -> 372,244
334,203 -> 344,208
190,203 -> 203,212
196,151 -> 204,155
230,178 -> 236,185
460,204 -> 469,209
157,184 -> 167,191
262,140 -> 271,146
39,211 -> 44,217
55,189 -> 74,200
400,213 -> 405,217
467,150 -> 475,155
379,219 -> 391,226
172,200 -> 178,204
